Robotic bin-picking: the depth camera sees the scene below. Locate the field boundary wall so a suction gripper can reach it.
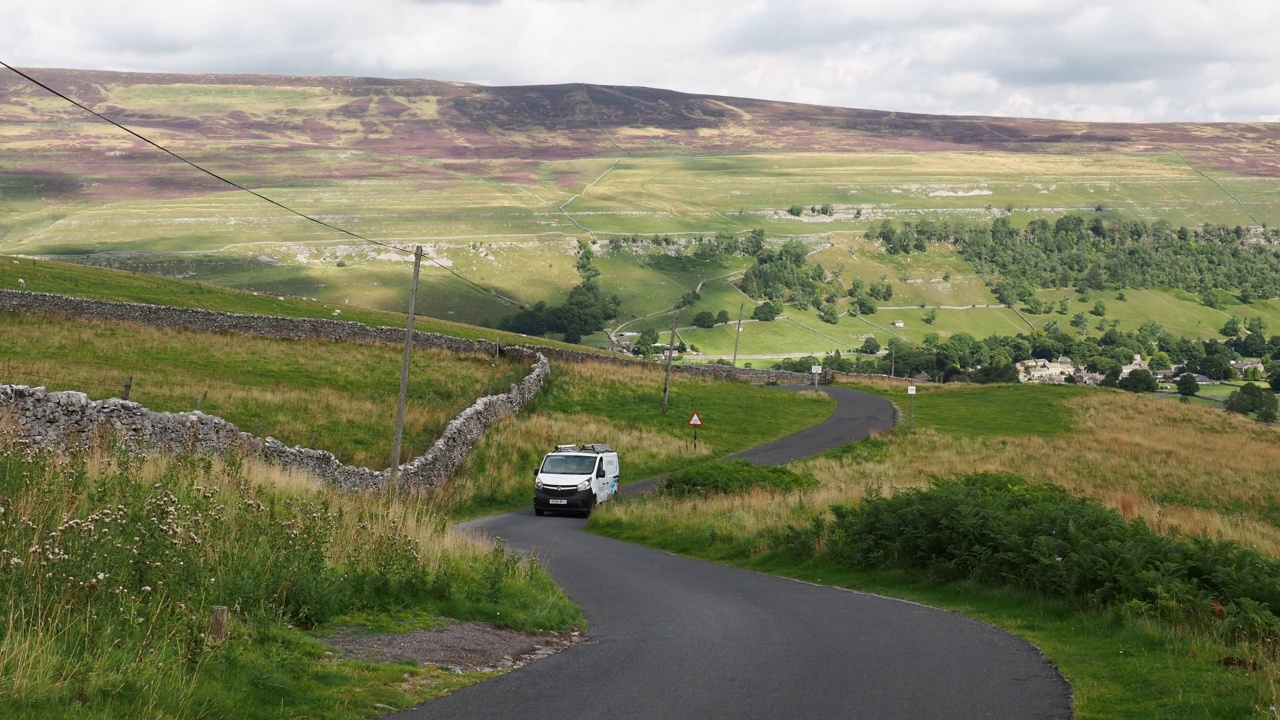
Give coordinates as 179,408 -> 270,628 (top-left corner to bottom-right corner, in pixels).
0,352 -> 548,493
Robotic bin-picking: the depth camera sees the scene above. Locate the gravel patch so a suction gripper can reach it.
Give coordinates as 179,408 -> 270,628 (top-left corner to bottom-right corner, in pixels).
322,620 -> 581,673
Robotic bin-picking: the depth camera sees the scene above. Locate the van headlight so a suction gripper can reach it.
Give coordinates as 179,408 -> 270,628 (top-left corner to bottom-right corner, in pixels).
535,478 -> 543,489
576,480 -> 591,492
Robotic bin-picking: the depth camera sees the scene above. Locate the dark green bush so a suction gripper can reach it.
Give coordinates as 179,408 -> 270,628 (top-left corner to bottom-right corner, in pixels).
661,460 -> 817,498
779,472 -> 1280,645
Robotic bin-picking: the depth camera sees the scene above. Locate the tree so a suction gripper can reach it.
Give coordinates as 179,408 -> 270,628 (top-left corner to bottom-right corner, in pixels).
818,304 -> 839,325
854,295 -> 877,315
1224,382 -> 1278,421
715,309 -> 730,325
860,336 -> 881,354
1090,301 -> 1107,317
1117,369 -> 1158,393
923,307 -> 938,325
692,311 -> 716,328
1221,316 -> 1241,337
1176,372 -> 1200,396
868,281 -> 894,301
787,204 -> 804,217
1070,313 -> 1090,333
751,302 -> 780,321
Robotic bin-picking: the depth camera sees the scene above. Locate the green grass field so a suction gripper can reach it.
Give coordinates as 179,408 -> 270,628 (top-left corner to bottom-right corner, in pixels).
6,146 -> 1278,341
0,255 -> 607,351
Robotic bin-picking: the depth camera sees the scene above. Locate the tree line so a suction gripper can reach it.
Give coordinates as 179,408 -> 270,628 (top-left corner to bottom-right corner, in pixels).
871,214 -> 1280,303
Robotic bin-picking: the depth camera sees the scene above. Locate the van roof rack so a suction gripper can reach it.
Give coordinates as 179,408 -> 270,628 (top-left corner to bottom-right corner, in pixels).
552,443 -> 614,453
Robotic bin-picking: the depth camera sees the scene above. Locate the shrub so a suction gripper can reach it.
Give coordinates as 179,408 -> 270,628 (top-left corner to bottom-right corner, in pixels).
661,461 -> 818,498
779,472 -> 1280,645
751,302 -> 780,321
692,311 -> 716,328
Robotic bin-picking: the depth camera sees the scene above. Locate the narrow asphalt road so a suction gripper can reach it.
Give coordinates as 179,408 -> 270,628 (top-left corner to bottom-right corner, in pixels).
391,386 -> 1072,719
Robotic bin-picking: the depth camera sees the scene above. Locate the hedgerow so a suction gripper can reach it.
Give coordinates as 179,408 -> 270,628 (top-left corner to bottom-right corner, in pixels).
778,472 -> 1280,648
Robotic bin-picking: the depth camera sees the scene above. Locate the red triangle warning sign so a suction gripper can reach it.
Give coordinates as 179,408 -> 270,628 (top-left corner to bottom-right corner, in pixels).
688,412 -> 703,426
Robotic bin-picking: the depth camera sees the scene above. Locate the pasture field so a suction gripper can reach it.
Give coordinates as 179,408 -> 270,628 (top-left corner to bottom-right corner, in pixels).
5,150 -> 1275,314
678,315 -> 867,357
0,255 -> 598,349
6,126 -> 1280,356
597,251 -> 752,329
813,234 -> 997,308
1029,287 -> 1280,340
878,306 -> 1034,344
565,152 -> 1272,230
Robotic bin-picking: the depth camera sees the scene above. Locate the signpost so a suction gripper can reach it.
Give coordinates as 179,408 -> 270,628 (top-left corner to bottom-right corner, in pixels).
907,385 -> 916,432
688,411 -> 702,448
811,364 -> 822,391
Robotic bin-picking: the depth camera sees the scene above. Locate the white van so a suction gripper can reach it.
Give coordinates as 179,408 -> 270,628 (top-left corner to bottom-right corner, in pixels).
533,444 -> 620,516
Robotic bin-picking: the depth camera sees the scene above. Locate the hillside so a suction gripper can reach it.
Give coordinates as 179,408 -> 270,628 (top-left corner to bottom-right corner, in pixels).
3,67 -> 1280,351
5,68 -> 1279,170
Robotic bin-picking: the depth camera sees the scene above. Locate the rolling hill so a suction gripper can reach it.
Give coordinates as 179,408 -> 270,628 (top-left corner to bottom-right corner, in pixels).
3,67 -> 1279,351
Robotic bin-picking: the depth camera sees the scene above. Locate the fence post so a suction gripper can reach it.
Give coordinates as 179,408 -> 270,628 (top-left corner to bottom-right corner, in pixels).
210,606 -> 229,644
196,392 -> 205,411
308,433 -> 317,448
122,375 -> 132,400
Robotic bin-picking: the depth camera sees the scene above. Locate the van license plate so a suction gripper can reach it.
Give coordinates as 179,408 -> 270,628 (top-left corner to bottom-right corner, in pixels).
550,499 -> 567,505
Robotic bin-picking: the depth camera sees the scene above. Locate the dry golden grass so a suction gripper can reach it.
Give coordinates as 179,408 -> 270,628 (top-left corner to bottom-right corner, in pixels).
603,391 -> 1280,557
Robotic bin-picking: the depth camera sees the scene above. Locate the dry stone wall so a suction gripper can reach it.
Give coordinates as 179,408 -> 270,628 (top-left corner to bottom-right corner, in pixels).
0,352 -> 548,493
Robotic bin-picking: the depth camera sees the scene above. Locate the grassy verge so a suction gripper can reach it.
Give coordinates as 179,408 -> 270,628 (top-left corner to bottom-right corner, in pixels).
0,436 -> 581,719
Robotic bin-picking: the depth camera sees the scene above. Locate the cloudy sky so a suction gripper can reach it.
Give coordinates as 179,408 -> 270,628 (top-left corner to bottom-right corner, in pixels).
3,0 -> 1278,122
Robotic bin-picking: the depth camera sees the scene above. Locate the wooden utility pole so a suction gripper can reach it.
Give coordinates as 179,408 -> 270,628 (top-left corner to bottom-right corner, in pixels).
390,246 -> 423,489
731,302 -> 744,368
661,311 -> 678,415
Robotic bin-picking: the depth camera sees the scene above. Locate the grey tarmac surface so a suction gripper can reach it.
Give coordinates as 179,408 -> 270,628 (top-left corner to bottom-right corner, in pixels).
390,386 -> 1072,720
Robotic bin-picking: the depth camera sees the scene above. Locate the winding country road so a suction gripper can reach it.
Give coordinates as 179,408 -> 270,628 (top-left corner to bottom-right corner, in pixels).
392,386 -> 1072,719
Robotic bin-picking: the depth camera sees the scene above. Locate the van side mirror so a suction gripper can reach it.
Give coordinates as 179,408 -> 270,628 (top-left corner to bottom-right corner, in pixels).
534,467 -> 540,476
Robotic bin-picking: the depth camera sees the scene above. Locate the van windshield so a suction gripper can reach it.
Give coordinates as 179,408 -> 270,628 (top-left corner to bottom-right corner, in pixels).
541,455 -> 597,475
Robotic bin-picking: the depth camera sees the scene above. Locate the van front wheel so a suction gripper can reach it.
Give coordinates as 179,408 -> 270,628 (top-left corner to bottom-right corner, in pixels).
534,507 -> 545,516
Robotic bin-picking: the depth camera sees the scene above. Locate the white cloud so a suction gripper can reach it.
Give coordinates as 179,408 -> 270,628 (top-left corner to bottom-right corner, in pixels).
1,0 -> 1278,121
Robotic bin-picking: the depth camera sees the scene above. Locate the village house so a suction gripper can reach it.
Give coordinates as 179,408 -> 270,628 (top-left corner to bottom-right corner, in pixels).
1119,354 -> 1148,378
1017,357 -> 1075,384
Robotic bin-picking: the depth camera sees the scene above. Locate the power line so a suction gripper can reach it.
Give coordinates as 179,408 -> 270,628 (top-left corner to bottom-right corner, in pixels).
0,62 -> 523,308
